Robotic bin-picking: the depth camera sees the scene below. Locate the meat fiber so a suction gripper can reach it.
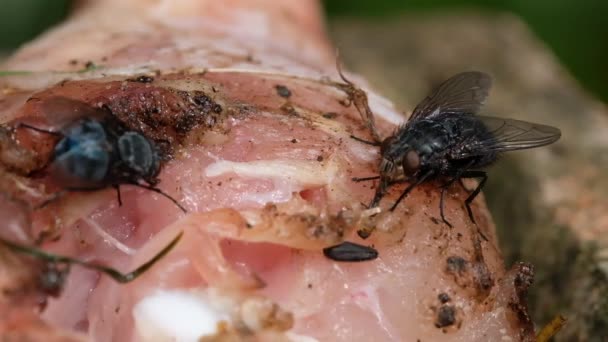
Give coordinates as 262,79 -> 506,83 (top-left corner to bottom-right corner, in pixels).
0,1 -> 535,341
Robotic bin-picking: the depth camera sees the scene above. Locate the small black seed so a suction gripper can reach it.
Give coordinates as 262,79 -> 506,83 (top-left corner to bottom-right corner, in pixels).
323,241 -> 378,262
275,84 -> 292,98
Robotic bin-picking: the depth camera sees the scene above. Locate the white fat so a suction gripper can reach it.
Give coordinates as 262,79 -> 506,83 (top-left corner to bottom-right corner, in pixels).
286,332 -> 320,342
205,159 -> 331,186
83,217 -> 136,255
132,289 -> 229,342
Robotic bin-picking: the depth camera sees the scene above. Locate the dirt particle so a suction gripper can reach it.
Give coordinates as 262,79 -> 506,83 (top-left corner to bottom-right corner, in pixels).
446,256 -> 467,274
322,112 -> 338,119
438,292 -> 451,303
435,305 -> 456,328
430,217 -> 440,225
68,59 -> 78,66
317,155 -> 324,162
307,283 -> 313,289
275,85 -> 292,98
280,103 -> 299,117
127,75 -> 155,83
291,139 -> 298,143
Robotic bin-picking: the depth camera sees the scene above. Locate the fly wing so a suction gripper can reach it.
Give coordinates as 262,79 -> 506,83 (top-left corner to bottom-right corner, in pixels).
407,71 -> 492,124
25,96 -> 106,131
453,116 -> 561,158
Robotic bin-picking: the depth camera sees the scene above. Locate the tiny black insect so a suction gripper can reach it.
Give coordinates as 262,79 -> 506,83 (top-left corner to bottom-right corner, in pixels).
13,97 -> 186,212
323,241 -> 379,262
353,71 -> 561,231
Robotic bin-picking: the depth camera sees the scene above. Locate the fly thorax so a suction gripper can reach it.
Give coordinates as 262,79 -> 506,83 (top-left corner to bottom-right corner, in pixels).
117,132 -> 160,179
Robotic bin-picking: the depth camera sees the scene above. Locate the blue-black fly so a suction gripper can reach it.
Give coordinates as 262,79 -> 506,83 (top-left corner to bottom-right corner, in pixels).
12,97 -> 186,212
352,71 -> 561,235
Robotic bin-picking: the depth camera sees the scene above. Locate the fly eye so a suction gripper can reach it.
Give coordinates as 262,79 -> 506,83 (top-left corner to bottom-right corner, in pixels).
403,150 -> 420,175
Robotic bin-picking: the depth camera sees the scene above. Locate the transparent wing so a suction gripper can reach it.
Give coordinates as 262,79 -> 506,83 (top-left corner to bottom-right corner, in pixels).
408,71 -> 492,123
27,96 -> 105,131
454,116 -> 561,158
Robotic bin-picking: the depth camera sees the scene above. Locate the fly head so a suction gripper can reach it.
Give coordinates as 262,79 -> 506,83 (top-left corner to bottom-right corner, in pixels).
117,131 -> 161,183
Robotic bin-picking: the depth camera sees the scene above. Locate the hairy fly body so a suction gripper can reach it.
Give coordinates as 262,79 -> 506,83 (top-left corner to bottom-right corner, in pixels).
354,71 -> 561,231
12,97 -> 186,212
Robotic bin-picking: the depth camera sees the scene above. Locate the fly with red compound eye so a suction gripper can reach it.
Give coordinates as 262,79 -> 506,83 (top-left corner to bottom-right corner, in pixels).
352,71 -> 561,236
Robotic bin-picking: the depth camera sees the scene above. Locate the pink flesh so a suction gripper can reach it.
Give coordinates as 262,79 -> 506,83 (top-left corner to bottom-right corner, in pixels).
0,1 -> 535,341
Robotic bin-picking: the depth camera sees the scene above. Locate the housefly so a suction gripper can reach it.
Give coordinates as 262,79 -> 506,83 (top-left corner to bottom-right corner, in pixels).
11,97 -> 186,212
353,71 -> 561,231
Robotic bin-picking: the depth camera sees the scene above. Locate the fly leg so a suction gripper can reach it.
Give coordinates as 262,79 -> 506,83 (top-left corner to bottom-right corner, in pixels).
438,160 -> 476,227
352,175 -> 381,182
459,170 -> 489,241
114,185 -> 123,207
389,171 -> 433,212
370,177 -> 390,208
439,182 -> 456,228
350,135 -> 380,146
459,171 -> 487,224
129,183 -> 187,213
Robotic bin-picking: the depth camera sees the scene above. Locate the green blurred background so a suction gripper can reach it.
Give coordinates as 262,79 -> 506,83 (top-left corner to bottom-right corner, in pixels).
0,0 -> 607,103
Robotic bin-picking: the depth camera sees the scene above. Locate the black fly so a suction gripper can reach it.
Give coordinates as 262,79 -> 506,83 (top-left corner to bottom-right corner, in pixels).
13,97 -> 186,212
353,71 -> 561,231
323,241 -> 378,262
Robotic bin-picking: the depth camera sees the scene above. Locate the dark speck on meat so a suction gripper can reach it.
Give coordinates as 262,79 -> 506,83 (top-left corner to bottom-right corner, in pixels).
446,256 -> 467,274
435,305 -> 456,328
275,84 -> 292,98
438,293 -> 450,303
127,75 -> 155,83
